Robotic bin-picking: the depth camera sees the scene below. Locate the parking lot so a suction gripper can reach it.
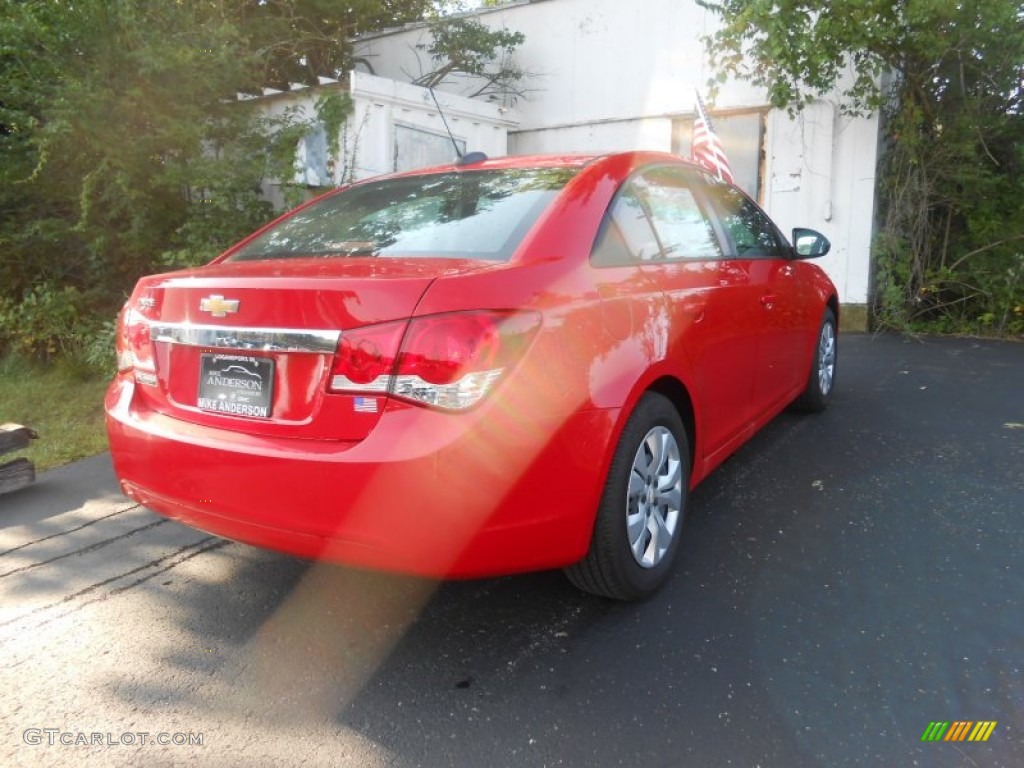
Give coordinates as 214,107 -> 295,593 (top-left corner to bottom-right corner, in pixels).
1,332 -> 1021,767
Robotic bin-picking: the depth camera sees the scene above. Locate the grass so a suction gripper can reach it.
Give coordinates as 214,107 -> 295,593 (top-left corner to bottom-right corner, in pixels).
0,356 -> 111,472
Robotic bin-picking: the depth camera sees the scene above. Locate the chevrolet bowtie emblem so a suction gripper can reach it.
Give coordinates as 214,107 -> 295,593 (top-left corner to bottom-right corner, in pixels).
199,295 -> 240,318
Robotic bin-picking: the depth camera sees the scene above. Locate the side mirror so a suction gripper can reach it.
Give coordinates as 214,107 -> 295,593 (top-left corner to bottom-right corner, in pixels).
792,228 -> 831,258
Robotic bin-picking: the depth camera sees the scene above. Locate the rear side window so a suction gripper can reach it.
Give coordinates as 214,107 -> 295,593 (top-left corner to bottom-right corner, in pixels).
591,165 -> 721,266
638,170 -> 721,261
704,182 -> 787,258
591,190 -> 662,265
230,167 -> 579,262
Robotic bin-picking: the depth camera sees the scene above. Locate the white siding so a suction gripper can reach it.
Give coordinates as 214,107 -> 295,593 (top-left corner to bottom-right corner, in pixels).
345,72 -> 516,179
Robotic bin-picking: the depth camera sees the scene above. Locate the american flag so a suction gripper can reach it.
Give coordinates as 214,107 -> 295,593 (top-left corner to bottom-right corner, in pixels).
691,91 -> 735,185
353,396 -> 378,414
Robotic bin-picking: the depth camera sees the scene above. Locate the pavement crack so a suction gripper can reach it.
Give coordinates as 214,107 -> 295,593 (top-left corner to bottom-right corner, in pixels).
0,537 -> 227,632
0,517 -> 167,579
0,504 -> 141,559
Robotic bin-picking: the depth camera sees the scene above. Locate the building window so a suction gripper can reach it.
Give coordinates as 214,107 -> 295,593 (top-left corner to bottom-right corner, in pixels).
671,111 -> 766,202
393,125 -> 465,173
295,124 -> 330,187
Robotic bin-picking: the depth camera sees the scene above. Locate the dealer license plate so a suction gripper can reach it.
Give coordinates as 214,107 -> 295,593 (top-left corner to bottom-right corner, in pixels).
197,354 -> 274,418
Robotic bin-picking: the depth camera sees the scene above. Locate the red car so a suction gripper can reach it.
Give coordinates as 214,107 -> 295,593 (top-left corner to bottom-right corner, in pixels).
106,151 -> 837,600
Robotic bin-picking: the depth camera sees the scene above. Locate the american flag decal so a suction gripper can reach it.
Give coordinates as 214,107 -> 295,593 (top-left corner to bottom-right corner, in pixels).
692,91 -> 735,185
353,396 -> 378,413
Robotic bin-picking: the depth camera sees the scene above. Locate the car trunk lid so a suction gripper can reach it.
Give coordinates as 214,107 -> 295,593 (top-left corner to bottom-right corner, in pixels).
122,257 -> 496,440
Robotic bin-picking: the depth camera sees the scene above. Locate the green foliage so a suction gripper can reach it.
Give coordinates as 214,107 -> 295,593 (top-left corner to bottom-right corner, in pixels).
2,1 -> 266,319
241,0 -> 435,89
701,0 -> 1024,336
262,93 -> 356,209
698,0 -> 895,116
80,318 -> 120,379
0,355 -> 112,470
0,1 -> 443,361
0,285 -> 85,361
316,92 -> 355,164
0,283 -> 121,374
413,17 -> 527,99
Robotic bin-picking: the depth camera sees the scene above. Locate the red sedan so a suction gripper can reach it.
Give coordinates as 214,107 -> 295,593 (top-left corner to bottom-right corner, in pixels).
106,151 -> 838,600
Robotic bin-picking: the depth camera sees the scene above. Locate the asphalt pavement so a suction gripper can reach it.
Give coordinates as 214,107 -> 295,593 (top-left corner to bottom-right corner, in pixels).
1,333 -> 1022,767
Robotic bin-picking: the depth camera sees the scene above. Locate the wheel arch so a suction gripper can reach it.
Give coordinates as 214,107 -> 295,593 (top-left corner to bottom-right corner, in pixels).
645,376 -> 697,477
827,294 -> 840,329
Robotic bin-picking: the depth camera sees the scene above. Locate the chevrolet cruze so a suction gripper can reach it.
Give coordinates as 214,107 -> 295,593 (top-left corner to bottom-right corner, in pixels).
106,151 -> 838,599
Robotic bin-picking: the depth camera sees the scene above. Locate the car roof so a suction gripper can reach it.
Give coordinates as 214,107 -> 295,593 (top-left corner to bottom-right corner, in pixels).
378,150 -> 708,181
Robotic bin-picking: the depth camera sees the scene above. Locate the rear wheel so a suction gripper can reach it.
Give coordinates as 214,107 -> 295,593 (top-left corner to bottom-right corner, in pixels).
564,392 -> 690,600
792,307 -> 837,413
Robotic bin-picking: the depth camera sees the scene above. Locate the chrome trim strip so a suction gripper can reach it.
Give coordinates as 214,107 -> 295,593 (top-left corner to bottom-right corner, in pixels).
150,323 -> 340,353
331,374 -> 390,393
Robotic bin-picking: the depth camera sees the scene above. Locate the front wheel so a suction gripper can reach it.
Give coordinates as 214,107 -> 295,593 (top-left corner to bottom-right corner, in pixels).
792,307 -> 837,413
564,392 -> 690,600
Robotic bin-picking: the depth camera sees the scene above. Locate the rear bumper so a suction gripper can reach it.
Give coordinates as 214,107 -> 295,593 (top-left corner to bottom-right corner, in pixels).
105,376 -> 617,578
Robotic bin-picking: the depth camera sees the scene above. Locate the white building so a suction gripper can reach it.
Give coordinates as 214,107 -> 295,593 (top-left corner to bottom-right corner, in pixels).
352,0 -> 879,328
252,70 -> 517,207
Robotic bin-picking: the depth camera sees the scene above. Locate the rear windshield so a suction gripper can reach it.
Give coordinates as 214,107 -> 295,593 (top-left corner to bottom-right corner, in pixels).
229,167 -> 579,262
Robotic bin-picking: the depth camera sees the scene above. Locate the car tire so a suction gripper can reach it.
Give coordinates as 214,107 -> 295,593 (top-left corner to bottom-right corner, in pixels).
564,392 -> 690,600
792,307 -> 837,413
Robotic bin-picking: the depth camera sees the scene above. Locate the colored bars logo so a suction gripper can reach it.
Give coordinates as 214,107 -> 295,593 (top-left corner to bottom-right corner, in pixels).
921,721 -> 997,742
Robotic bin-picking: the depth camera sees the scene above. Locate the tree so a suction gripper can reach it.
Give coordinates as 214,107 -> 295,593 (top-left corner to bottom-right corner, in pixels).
0,0 -> 439,361
239,0 -> 435,88
700,0 -> 1024,335
411,17 -> 527,100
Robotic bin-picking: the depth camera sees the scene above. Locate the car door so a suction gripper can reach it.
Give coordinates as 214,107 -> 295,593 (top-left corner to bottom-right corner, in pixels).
599,166 -> 761,460
703,180 -> 811,415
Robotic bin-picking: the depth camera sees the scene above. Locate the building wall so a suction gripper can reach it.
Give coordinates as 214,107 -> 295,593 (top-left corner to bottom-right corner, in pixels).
354,0 -> 880,316
253,71 -> 518,207
345,72 -> 517,180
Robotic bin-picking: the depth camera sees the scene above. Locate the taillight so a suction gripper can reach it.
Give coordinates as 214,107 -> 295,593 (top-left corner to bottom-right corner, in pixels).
116,304 -> 157,382
330,321 -> 406,393
115,304 -> 133,372
329,311 -> 540,411
397,314 -> 502,385
394,312 -> 539,409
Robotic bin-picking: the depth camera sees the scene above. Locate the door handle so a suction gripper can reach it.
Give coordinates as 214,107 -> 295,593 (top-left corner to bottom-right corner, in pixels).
760,294 -> 777,310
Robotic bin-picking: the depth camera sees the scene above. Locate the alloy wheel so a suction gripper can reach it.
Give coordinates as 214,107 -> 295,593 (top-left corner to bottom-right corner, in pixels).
818,321 -> 836,396
626,426 -> 683,568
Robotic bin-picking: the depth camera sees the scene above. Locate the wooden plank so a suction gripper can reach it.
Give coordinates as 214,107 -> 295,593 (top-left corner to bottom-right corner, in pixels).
0,423 -> 38,456
0,458 -> 35,495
